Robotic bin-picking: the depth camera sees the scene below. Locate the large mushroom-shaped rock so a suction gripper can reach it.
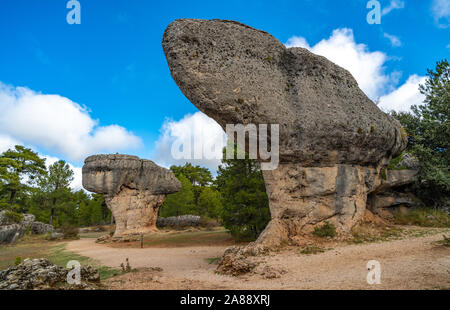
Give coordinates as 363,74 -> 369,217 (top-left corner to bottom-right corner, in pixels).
163,19 -> 407,247
82,154 -> 181,236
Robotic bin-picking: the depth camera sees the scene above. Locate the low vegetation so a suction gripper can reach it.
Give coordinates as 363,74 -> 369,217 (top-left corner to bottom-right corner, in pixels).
0,235 -> 120,280
393,208 -> 450,227
350,225 -> 403,244
299,245 -> 326,255
313,221 -> 337,238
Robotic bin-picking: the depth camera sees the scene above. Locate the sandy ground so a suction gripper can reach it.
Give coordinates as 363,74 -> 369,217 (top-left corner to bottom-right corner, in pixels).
66,230 -> 450,290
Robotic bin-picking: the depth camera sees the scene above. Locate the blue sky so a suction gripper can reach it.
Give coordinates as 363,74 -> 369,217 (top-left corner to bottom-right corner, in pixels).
0,0 -> 448,188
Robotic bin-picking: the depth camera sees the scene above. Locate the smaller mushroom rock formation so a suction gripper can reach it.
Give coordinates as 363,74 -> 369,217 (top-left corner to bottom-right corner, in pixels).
82,154 -> 181,236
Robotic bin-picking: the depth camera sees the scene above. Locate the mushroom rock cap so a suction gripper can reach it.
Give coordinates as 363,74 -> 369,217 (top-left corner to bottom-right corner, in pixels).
82,154 -> 181,197
162,19 -> 407,166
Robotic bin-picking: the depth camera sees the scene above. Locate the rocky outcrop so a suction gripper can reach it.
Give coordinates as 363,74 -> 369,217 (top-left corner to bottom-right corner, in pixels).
157,215 -> 201,228
31,222 -> 54,235
163,19 -> 407,247
368,169 -> 420,218
0,212 -> 35,244
0,258 -> 101,290
82,154 -> 181,236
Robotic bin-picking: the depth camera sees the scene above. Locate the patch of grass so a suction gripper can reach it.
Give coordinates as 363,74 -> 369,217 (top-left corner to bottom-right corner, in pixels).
0,235 -> 53,270
47,243 -> 121,280
393,208 -> 450,228
299,245 -> 325,255
3,210 -> 24,224
112,230 -> 236,248
350,225 -> 403,244
436,235 -> 450,247
206,257 -> 221,264
0,235 -> 120,280
313,221 -> 336,238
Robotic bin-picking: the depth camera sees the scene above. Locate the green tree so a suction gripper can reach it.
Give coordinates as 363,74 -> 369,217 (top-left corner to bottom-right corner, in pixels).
197,187 -> 222,218
38,160 -> 74,225
170,163 -> 213,208
391,59 -> 449,206
0,145 -> 46,211
159,173 -> 195,217
215,145 -> 270,241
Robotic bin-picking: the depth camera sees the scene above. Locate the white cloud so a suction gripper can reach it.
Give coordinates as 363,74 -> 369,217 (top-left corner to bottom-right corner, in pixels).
431,0 -> 450,28
153,112 -> 226,173
383,32 -> 402,47
378,75 -> 426,112
0,134 -> 21,154
285,36 -> 310,49
0,82 -> 142,162
285,28 -> 391,99
382,0 -> 405,16
285,28 -> 427,113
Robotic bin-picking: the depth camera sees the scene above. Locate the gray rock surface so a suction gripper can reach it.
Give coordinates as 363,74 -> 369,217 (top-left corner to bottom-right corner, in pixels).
163,18 -> 406,165
82,154 -> 181,236
31,222 -> 54,235
0,258 -> 100,290
157,215 -> 201,228
368,169 -> 420,216
0,212 -> 35,244
82,154 -> 181,196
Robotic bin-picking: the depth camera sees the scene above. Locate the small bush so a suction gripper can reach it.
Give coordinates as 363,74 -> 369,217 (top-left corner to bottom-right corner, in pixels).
300,245 -> 325,255
59,223 -> 80,239
313,221 -> 336,238
393,208 -> 450,228
4,211 -> 24,224
14,256 -> 22,266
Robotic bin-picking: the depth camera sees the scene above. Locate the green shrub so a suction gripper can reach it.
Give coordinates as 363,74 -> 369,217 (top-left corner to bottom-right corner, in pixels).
14,256 -> 22,266
313,221 -> 337,238
59,223 -> 79,239
393,208 -> 450,227
3,211 -> 24,224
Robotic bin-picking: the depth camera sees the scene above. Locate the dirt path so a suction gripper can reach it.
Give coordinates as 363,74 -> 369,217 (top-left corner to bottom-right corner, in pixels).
67,231 -> 450,290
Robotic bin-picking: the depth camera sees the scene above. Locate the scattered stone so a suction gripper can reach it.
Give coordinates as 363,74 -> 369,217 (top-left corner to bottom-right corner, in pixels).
31,222 -> 54,235
256,265 -> 287,279
82,154 -> 181,237
157,215 -> 201,228
0,258 -> 101,290
46,232 -> 64,241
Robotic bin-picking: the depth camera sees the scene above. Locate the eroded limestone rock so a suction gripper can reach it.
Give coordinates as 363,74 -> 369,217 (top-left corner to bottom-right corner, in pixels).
368,169 -> 420,218
162,19 -> 408,247
82,154 -> 181,236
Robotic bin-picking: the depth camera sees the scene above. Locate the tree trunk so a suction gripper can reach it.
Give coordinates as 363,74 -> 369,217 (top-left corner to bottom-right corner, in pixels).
9,190 -> 16,209
49,207 -> 54,226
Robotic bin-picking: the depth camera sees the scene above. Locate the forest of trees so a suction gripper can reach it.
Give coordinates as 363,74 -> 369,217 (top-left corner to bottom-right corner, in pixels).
0,144 -> 271,241
0,146 -> 110,228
